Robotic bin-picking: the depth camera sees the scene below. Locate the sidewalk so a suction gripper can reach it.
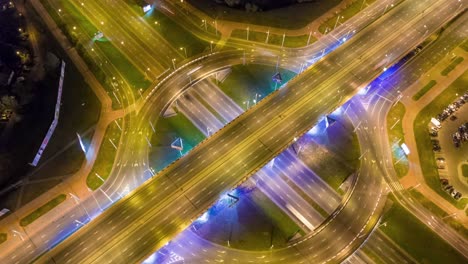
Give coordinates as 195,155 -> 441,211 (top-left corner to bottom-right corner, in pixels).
164,0 -> 364,40
399,46 -> 468,224
0,0 -> 128,258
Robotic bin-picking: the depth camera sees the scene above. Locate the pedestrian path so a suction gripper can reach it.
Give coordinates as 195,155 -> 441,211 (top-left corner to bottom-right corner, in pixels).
399,46 -> 468,225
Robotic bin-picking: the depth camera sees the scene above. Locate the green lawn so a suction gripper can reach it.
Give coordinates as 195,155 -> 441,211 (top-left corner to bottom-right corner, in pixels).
462,164 -> 468,178
413,80 -> 437,101
0,233 -> 6,245
413,70 -> 468,209
249,188 -> 305,239
231,29 -> 315,48
145,10 -> 209,57
381,195 -> 468,264
387,102 -> 409,178
441,56 -> 464,76
319,0 -> 377,34
19,194 -> 67,227
41,0 -> 150,100
87,118 -> 123,190
410,190 -> 468,239
149,113 -> 205,172
217,64 -> 296,108
188,0 -> 342,30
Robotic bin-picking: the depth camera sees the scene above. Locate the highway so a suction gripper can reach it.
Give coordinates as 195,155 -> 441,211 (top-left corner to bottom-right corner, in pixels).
173,75 -> 414,263
34,0 -> 466,263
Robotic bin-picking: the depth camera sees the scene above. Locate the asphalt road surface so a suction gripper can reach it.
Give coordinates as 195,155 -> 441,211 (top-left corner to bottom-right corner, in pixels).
36,0 -> 466,263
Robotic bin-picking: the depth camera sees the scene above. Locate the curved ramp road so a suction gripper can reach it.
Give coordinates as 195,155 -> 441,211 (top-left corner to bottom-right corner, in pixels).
36,0 -> 466,263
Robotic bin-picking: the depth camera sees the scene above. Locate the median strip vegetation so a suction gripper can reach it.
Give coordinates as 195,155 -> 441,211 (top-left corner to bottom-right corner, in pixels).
412,80 -> 437,101
231,29 -> 315,48
87,118 -> 123,190
381,195 -> 467,263
19,194 -> 67,227
441,56 -> 464,76
0,233 -> 7,244
409,190 -> 468,239
386,102 -> 409,178
413,71 -> 468,209
41,0 -> 150,107
318,0 -> 377,34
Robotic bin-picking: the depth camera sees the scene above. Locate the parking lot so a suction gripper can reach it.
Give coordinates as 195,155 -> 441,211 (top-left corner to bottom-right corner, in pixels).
430,91 -> 468,197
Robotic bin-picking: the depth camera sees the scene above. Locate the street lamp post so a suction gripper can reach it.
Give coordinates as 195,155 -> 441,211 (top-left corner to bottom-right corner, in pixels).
281,33 -> 285,47
246,27 -> 250,41
334,15 -> 343,30
265,30 -> 270,44
202,19 -> 207,31
180,47 -> 187,58
307,31 -> 312,46
172,58 -> 176,70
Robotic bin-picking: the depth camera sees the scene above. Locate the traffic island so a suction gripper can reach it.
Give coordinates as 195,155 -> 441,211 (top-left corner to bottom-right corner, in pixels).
0,233 -> 6,245
86,118 -> 123,190
386,102 -> 409,178
19,194 -> 66,227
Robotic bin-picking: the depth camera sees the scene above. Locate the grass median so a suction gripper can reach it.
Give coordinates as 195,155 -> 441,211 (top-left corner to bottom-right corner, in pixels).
387,102 -> 409,178
0,233 -> 6,244
413,70 -> 468,209
381,195 -> 467,263
319,0 -> 377,34
86,118 -> 123,190
441,56 -> 464,76
231,29 -> 315,48
412,80 -> 437,101
19,194 -> 67,227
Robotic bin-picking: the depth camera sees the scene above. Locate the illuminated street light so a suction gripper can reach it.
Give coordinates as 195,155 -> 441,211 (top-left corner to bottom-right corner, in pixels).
334,15 -> 344,30
179,47 -> 187,58
202,19 -> 207,31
